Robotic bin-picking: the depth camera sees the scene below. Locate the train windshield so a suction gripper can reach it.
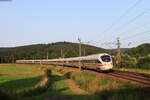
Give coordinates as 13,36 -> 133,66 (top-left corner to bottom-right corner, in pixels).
101,55 -> 111,62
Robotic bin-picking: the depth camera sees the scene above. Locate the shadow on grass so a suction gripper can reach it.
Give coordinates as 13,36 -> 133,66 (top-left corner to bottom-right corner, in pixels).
0,76 -> 42,100
0,90 -> 10,100
0,73 -> 64,100
18,74 -> 65,98
0,76 -> 42,93
95,87 -> 150,100
0,73 -> 150,100
43,87 -> 150,100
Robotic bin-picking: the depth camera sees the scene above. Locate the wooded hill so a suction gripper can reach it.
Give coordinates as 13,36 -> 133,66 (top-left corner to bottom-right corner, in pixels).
126,43 -> 150,57
0,42 -> 108,63
0,42 -> 149,63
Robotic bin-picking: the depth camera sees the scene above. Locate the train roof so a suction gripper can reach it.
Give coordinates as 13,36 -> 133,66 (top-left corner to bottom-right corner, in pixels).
17,53 -> 110,62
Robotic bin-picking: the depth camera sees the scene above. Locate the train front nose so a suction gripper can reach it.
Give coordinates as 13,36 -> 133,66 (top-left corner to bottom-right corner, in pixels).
100,63 -> 113,71
100,55 -> 113,71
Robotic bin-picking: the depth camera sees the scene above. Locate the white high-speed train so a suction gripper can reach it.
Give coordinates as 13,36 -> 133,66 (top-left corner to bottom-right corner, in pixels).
16,53 -> 113,71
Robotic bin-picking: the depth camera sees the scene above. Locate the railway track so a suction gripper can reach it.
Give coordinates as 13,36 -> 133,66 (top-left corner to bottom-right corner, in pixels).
61,66 -> 150,87
107,70 -> 150,87
49,64 -> 150,87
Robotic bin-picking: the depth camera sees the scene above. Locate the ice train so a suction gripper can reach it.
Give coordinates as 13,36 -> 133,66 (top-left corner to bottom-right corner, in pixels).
16,53 -> 113,71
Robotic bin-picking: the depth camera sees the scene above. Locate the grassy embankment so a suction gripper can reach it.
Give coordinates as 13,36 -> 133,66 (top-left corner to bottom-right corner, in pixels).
0,64 -> 149,100
61,67 -> 150,100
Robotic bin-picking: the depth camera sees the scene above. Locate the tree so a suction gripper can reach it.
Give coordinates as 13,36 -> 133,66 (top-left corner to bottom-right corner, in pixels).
115,54 -> 137,68
137,55 -> 150,69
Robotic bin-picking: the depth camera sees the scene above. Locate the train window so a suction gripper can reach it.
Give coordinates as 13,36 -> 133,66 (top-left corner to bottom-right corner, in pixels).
96,60 -> 102,64
101,55 -> 111,62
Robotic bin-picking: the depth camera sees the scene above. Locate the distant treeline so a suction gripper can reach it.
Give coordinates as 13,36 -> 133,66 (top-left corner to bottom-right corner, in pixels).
0,42 -> 150,69
0,42 -> 108,63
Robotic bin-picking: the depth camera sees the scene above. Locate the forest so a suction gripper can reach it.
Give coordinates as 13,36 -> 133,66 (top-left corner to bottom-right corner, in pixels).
0,42 -> 149,69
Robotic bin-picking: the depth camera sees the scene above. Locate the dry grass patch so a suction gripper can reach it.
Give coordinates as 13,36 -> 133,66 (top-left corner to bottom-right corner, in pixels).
114,68 -> 150,74
65,79 -> 90,95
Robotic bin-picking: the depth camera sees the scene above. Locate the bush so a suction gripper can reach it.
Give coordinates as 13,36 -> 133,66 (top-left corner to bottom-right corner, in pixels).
115,54 -> 137,68
44,69 -> 52,77
64,72 -> 72,79
137,56 -> 150,69
71,72 -> 96,92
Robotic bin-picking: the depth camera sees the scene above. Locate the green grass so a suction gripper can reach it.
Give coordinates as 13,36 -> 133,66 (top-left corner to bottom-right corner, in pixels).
0,64 -> 149,100
97,87 -> 150,100
0,74 -> 42,93
98,77 -> 111,86
69,70 -> 150,100
71,71 -> 138,94
21,67 -> 100,100
0,74 -> 39,83
72,72 -> 96,91
0,65 -> 33,71
21,71 -> 75,100
0,64 -> 40,72
0,64 -> 43,94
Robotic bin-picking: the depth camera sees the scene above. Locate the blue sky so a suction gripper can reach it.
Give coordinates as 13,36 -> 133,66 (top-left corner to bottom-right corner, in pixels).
0,0 -> 150,48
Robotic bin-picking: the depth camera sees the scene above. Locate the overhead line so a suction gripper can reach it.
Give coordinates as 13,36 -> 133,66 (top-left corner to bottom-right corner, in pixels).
125,38 -> 150,46
117,22 -> 150,36
96,32 -> 149,49
114,8 -> 150,33
121,30 -> 150,41
101,0 -> 142,34
133,38 -> 150,44
122,31 -> 150,42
